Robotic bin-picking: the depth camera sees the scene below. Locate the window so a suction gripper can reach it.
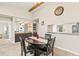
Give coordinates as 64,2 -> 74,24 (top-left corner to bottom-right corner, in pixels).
47,25 -> 53,33
57,25 -> 63,32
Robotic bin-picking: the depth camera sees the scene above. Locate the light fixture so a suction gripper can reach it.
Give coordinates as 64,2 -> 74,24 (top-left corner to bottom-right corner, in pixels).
33,2 -> 41,4
29,2 -> 44,12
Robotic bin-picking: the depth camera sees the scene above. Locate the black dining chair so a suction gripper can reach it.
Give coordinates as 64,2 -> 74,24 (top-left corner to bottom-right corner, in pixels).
19,33 -> 56,56
19,37 -> 26,56
19,37 -> 35,56
45,34 -> 52,40
47,37 -> 56,56
38,36 -> 56,56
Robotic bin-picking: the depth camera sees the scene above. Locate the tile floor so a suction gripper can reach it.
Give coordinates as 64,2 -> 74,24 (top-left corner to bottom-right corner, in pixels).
0,39 -> 53,56
0,39 -> 21,56
0,39 -> 75,56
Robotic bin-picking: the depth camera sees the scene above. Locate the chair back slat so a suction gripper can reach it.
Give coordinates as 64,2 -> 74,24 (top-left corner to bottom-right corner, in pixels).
45,34 -> 51,40
46,37 -> 56,55
19,37 -> 26,56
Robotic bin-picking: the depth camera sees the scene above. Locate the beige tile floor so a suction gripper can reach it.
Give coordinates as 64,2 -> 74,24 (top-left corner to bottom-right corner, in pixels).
0,39 -> 75,56
0,39 -> 53,56
0,39 -> 21,56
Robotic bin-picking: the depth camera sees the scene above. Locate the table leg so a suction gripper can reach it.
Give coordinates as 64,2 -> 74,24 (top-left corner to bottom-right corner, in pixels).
34,48 -> 40,56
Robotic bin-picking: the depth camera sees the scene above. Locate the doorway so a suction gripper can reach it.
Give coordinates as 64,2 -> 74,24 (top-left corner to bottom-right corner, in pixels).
24,24 -> 28,33
0,23 -> 10,39
33,19 -> 39,32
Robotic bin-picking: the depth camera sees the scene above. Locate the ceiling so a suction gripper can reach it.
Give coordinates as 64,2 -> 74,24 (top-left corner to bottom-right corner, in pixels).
0,2 -> 35,10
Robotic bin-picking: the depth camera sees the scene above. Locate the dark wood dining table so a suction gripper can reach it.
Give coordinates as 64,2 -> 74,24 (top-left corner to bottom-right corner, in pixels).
26,37 -> 47,56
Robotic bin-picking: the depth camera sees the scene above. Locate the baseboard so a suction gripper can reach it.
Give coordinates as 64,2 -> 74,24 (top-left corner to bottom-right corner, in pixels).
54,46 -> 79,56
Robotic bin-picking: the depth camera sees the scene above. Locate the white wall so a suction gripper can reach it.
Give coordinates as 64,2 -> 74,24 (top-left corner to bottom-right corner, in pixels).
32,2 -> 79,54
0,5 -> 32,19
52,34 -> 79,53
0,5 -> 32,43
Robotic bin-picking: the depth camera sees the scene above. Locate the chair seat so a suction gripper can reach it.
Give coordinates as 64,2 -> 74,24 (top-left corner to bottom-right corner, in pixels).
27,44 -> 48,51
39,46 -> 47,51
27,44 -> 36,50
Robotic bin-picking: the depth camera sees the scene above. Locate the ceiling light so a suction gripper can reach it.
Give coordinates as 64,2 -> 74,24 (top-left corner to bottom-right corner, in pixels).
33,2 -> 41,4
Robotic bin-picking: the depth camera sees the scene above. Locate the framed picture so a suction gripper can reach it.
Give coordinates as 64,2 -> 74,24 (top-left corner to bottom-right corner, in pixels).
47,25 -> 53,32
72,25 -> 78,33
57,25 -> 63,32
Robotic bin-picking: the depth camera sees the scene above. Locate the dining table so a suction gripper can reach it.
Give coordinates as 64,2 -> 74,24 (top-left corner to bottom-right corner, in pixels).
26,36 -> 47,56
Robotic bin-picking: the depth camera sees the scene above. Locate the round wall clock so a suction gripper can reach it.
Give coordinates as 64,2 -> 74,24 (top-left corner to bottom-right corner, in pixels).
54,6 -> 64,16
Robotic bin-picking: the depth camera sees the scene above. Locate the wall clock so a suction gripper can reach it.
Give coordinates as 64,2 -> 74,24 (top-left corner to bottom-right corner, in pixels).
54,6 -> 64,16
